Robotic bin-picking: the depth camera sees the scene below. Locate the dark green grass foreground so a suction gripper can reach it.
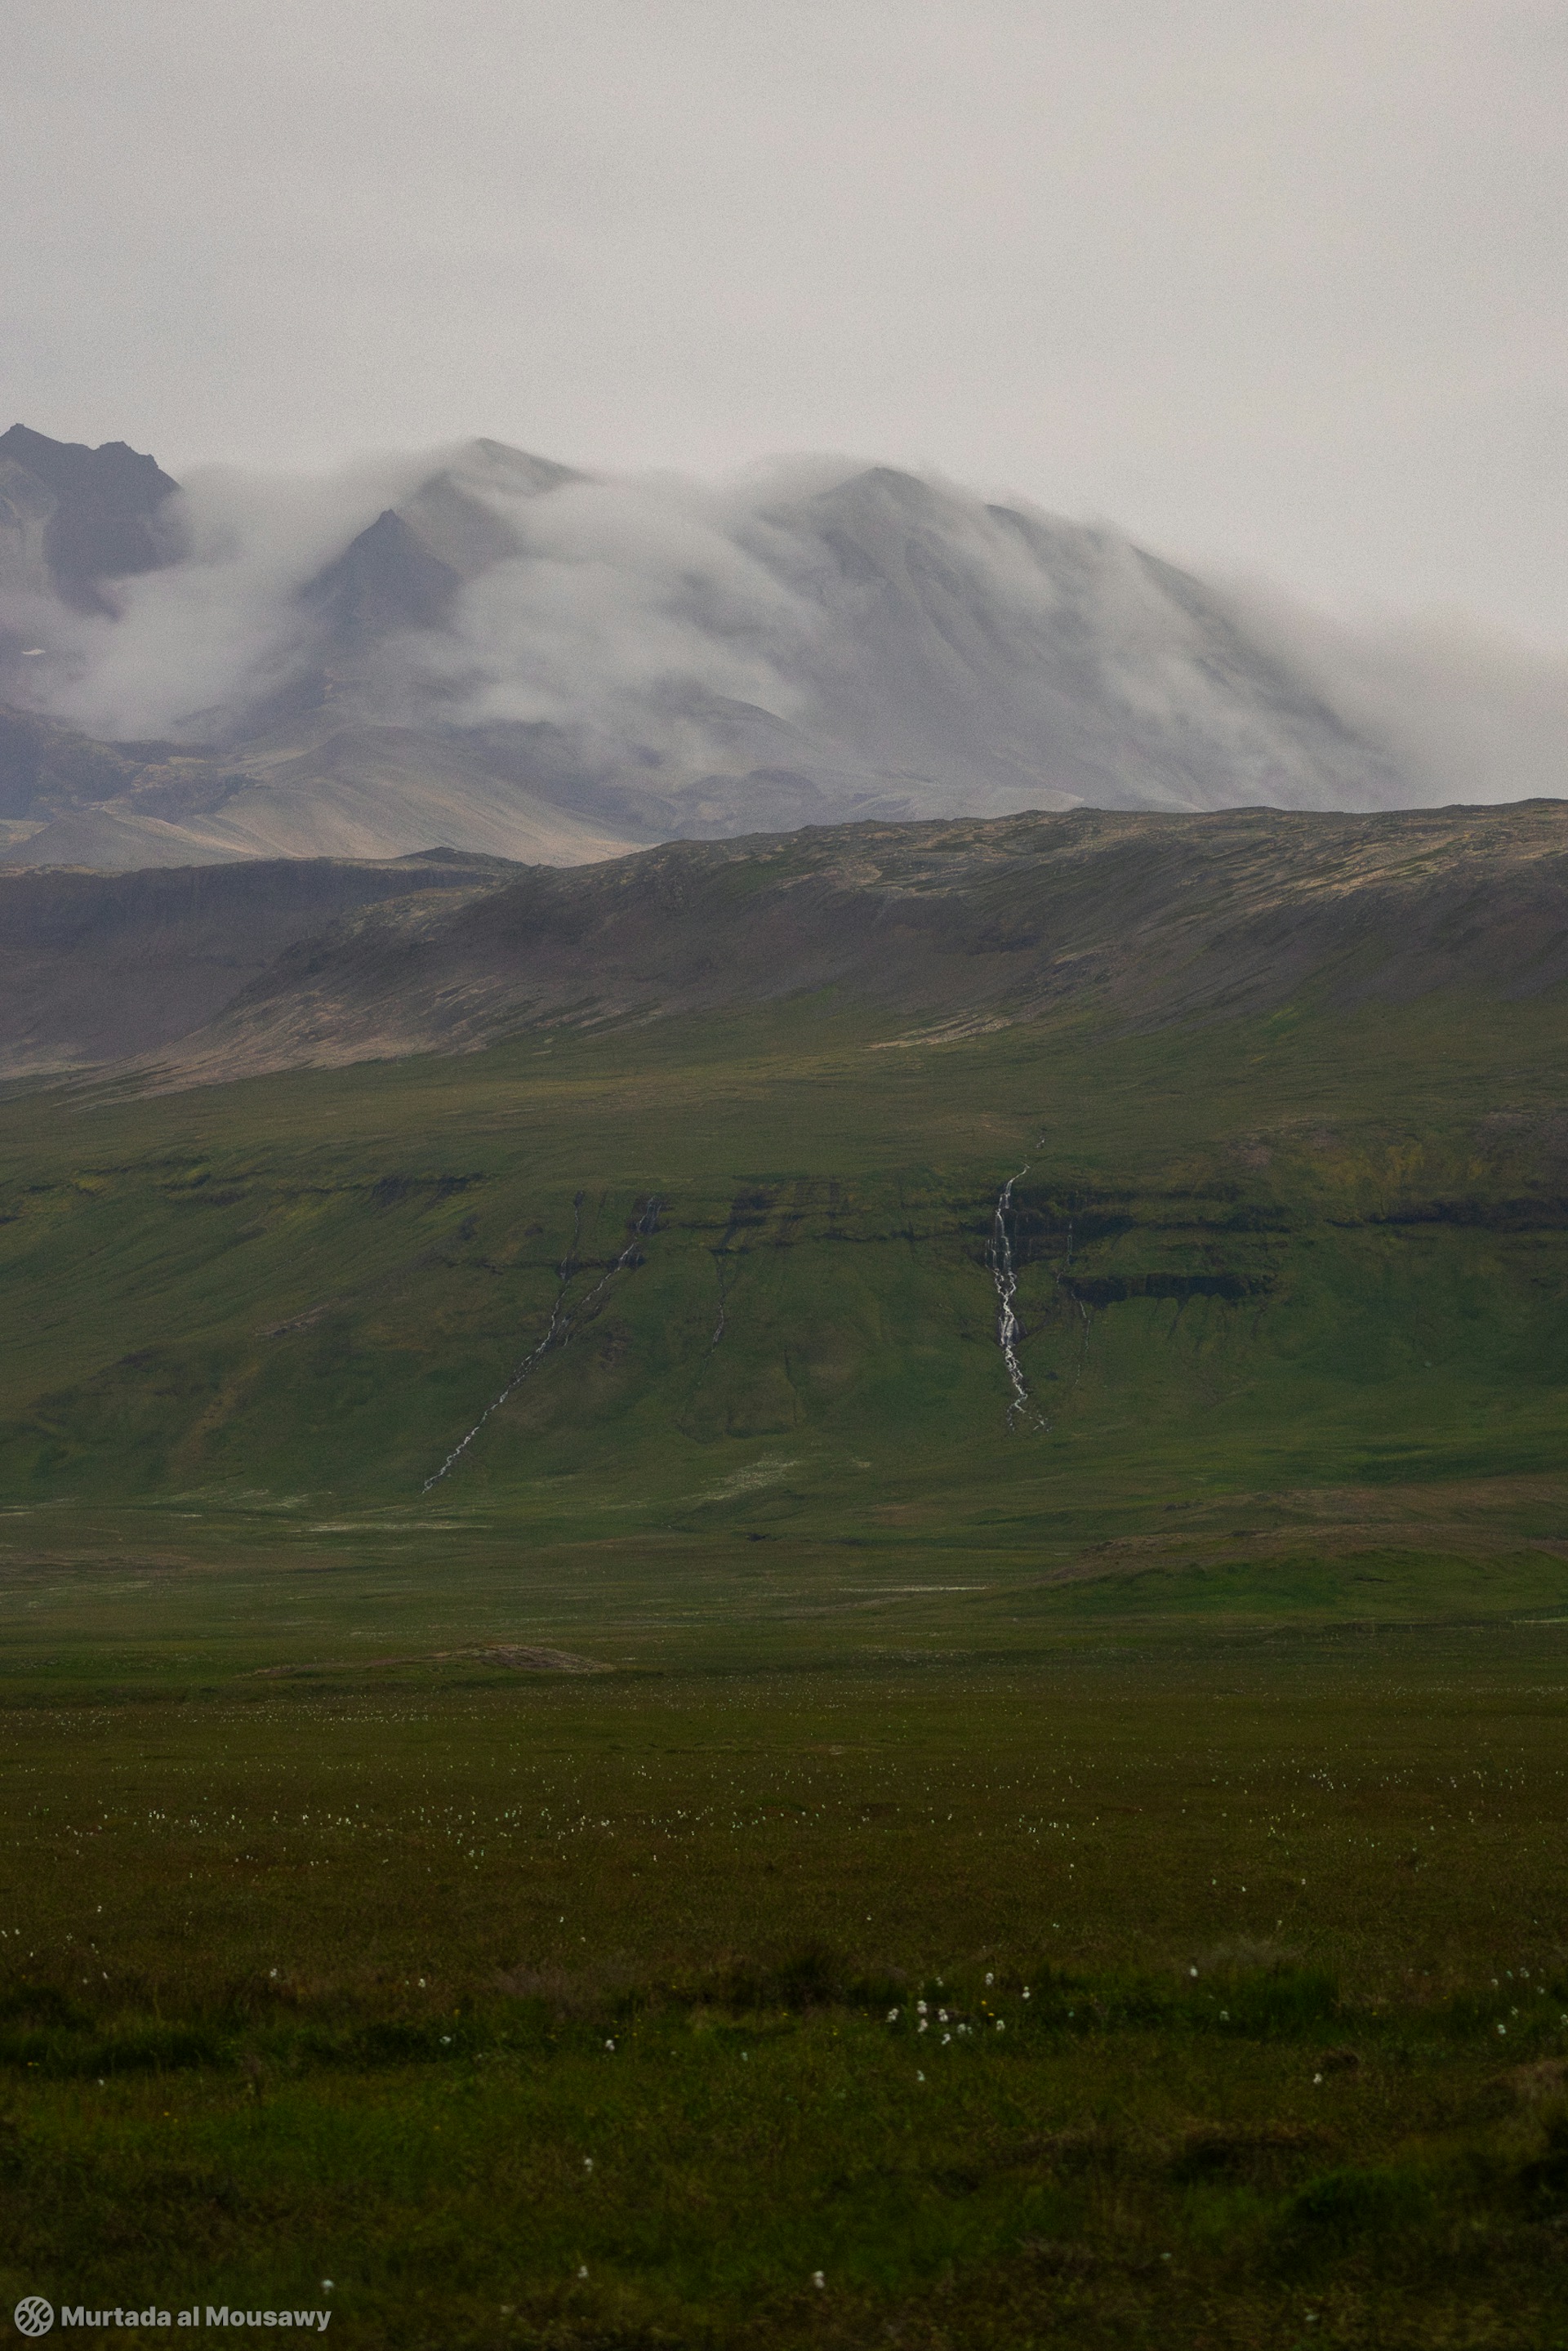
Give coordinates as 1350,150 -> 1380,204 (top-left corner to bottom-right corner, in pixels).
4,1634 -> 1568,2349
2,979 -> 1568,2343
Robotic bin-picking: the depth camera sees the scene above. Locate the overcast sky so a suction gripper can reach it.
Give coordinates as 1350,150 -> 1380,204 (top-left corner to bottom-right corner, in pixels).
3,0 -> 1564,640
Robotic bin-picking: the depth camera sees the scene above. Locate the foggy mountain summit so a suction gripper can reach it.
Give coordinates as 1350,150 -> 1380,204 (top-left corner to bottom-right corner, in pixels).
0,421 -> 1501,872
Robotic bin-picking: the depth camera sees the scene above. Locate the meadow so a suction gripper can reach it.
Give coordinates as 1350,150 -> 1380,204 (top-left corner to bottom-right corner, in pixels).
2,977 -> 1567,2345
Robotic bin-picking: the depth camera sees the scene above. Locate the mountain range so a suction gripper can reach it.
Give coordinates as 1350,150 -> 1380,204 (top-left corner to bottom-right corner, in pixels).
0,424 -> 1419,871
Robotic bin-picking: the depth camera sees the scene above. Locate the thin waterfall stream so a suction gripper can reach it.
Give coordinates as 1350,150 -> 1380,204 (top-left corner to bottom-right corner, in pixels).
422,1195 -> 659,1491
987,1165 -> 1045,1431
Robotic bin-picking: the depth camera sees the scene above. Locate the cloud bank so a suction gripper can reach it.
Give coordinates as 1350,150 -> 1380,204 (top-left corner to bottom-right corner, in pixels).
1227,586 -> 1568,808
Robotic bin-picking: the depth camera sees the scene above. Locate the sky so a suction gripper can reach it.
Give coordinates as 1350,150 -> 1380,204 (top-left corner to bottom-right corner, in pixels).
2,0 -> 1565,643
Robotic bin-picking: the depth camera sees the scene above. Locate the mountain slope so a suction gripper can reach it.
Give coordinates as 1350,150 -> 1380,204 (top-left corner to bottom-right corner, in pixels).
0,701 -> 635,872
728,467 -> 1398,815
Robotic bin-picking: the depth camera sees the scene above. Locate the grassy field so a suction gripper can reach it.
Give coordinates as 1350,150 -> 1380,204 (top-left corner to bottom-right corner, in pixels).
4,1619 -> 1568,2348
2,977 -> 1567,2344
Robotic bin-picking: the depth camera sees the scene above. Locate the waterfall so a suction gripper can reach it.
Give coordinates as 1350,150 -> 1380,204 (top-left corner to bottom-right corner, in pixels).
987,1167 -> 1044,1431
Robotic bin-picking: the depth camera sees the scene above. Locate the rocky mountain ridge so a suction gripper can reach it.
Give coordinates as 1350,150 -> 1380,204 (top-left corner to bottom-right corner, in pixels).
0,422 -> 180,614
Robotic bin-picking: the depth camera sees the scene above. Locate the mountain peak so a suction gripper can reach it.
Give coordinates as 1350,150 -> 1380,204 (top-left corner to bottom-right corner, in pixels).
457,439 -> 583,493
299,507 -> 462,649
0,425 -> 180,612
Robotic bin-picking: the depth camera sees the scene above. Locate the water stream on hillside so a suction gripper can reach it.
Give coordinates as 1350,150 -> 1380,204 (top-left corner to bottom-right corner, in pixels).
422,1196 -> 660,1490
987,1167 -> 1045,1431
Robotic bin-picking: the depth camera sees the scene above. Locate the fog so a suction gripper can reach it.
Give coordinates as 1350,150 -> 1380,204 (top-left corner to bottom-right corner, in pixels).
24,453 -> 435,741
429,473 -> 826,735
1228,590 -> 1568,807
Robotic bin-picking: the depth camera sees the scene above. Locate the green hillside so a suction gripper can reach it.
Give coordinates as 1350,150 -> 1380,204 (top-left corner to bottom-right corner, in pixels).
2,970 -> 1564,1630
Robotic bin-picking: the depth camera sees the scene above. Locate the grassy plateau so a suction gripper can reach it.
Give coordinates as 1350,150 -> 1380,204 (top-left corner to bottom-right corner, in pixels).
2,945 -> 1567,2347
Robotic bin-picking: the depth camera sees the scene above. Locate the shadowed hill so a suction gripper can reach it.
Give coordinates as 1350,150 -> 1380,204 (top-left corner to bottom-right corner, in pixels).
0,851 -> 512,1075
155,799 -> 1568,1084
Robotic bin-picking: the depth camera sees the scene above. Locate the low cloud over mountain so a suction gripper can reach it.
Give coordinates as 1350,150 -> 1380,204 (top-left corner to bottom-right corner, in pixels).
0,426 -> 1561,870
